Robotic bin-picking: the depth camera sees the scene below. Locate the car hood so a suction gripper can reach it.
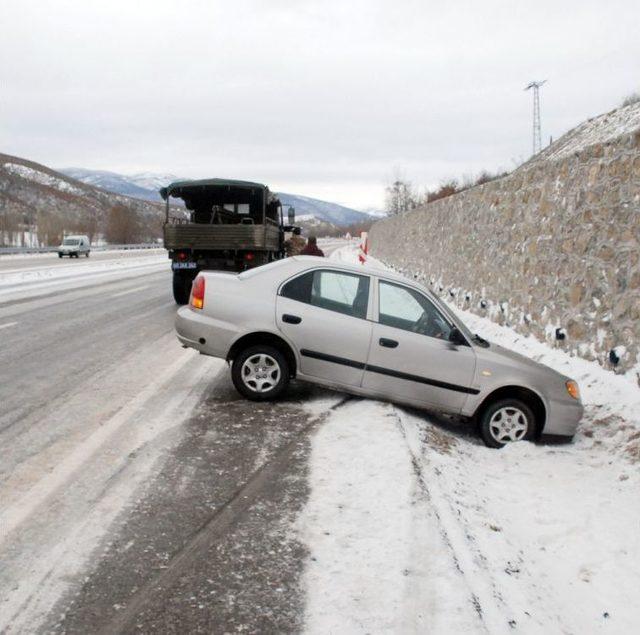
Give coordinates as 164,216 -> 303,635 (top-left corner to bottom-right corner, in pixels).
475,341 -> 568,381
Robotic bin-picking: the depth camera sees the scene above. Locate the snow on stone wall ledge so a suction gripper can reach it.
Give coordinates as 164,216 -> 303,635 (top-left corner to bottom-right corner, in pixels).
369,105 -> 640,374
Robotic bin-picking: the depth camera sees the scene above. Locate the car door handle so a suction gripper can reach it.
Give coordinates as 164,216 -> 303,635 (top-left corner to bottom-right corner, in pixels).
379,338 -> 399,348
282,314 -> 302,324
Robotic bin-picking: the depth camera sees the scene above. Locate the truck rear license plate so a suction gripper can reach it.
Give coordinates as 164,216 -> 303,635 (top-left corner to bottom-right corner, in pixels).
172,262 -> 197,270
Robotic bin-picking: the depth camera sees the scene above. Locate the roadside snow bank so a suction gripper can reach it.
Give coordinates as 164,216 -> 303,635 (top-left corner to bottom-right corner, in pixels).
296,243 -> 640,633
399,407 -> 640,633
298,400 -> 481,633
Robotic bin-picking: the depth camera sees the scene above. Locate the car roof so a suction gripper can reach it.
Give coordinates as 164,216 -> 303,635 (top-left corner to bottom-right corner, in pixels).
237,255 -> 422,289
286,256 -> 413,283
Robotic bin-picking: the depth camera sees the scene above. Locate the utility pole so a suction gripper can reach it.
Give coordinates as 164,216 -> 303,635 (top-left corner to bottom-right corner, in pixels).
524,80 -> 546,155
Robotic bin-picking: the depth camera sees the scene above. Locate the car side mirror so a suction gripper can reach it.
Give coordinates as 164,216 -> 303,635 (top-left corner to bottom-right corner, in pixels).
449,326 -> 466,346
288,206 -> 295,224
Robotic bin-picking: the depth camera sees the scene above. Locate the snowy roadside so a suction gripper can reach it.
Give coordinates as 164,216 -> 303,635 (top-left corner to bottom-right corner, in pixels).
0,252 -> 168,302
296,243 -> 640,634
0,246 -> 164,261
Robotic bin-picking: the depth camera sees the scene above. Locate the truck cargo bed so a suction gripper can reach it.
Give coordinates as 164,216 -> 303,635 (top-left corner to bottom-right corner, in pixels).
164,222 -> 281,251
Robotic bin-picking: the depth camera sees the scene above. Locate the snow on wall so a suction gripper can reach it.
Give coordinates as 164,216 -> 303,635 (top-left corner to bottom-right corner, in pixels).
370,105 -> 640,374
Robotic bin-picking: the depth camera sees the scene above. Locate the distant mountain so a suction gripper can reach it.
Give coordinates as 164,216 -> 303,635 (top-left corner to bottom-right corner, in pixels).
359,207 -> 388,219
276,193 -> 371,226
59,168 -> 374,226
60,167 -> 178,203
1,154 -> 166,246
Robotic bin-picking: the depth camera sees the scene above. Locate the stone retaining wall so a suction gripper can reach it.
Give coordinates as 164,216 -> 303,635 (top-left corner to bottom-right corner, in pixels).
369,121 -> 640,375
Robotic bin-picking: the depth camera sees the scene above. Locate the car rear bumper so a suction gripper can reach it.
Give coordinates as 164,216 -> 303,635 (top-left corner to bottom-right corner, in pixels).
175,306 -> 210,353
175,306 -> 236,359
542,397 -> 584,437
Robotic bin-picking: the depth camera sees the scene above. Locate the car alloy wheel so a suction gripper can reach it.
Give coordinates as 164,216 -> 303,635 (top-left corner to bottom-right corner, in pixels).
241,353 -> 281,393
231,345 -> 289,401
479,398 -> 535,448
488,406 -> 528,443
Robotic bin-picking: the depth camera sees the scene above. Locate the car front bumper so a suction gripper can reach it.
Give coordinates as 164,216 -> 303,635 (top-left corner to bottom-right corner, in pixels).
542,396 -> 584,437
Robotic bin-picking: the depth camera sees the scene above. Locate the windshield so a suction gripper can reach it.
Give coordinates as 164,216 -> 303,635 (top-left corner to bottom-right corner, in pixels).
63,239 -> 80,245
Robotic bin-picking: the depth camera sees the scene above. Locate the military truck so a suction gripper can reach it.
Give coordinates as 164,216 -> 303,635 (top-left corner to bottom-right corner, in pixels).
160,178 -> 299,304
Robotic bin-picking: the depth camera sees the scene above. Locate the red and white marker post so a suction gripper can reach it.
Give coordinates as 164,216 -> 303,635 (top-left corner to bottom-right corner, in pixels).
358,231 -> 368,264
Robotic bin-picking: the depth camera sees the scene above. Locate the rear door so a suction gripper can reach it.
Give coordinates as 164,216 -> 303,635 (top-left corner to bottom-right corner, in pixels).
362,278 -> 477,412
276,268 -> 373,387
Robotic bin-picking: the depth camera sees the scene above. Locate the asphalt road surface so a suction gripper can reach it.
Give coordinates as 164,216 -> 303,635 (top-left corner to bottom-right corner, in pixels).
0,244 -> 344,634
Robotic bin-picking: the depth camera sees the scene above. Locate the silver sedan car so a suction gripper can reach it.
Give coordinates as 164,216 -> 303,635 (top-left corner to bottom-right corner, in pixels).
175,257 -> 583,448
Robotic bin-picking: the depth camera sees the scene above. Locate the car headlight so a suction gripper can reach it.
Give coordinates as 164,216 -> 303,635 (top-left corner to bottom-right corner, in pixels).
565,380 -> 580,400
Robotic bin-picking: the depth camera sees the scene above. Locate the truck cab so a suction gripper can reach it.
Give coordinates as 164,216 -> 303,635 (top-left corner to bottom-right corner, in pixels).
160,178 -> 299,304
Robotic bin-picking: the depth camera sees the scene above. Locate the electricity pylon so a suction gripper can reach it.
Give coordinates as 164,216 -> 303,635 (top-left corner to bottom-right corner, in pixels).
524,80 -> 546,155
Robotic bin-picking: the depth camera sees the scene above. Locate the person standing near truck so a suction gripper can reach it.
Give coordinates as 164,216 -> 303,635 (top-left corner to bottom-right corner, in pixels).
299,236 -> 325,257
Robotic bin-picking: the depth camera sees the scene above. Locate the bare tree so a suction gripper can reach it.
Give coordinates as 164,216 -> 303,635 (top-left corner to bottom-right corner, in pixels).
36,210 -> 64,246
622,92 -> 640,107
385,179 -> 416,215
106,205 -> 141,244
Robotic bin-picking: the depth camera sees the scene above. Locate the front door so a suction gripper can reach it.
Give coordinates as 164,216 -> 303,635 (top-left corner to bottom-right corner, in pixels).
276,268 -> 373,387
362,279 -> 477,412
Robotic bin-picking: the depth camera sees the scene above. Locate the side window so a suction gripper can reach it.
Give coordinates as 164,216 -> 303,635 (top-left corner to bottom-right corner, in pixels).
281,271 -> 313,303
280,270 -> 370,319
378,281 -> 453,341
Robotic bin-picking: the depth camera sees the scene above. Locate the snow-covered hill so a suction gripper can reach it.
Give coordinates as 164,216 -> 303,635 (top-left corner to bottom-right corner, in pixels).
1,154 -> 166,246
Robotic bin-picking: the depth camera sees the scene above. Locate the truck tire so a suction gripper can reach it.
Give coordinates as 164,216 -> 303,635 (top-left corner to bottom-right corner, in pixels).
172,272 -> 192,305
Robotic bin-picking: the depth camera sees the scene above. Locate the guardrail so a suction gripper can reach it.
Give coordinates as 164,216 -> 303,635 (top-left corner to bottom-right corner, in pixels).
0,243 -> 163,255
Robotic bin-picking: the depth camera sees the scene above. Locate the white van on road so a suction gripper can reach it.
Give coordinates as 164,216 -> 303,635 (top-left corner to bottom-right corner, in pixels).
58,235 -> 91,258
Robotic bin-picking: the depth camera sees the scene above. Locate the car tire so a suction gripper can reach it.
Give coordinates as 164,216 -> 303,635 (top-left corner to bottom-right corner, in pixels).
86,252 -> 90,257
58,253 -> 63,258
172,272 -> 192,305
479,398 -> 536,449
231,345 -> 289,401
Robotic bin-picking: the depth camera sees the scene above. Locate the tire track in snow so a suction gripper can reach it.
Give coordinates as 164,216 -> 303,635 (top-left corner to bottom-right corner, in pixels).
392,408 -> 534,635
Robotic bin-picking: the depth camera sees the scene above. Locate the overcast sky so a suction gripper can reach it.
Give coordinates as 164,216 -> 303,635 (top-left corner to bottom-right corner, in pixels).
2,0 -> 639,209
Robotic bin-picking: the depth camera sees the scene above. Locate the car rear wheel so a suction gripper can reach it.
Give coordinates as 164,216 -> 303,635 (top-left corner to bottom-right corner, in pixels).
58,253 -> 63,258
479,398 -> 535,449
231,345 -> 289,401
172,272 -> 192,305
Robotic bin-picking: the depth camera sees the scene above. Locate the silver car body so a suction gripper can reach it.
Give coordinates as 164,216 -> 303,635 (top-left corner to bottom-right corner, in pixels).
175,257 -> 583,437
58,235 -> 90,257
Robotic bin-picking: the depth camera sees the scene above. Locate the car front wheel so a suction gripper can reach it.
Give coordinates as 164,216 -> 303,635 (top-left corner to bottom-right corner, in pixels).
479,398 -> 535,449
231,345 -> 289,401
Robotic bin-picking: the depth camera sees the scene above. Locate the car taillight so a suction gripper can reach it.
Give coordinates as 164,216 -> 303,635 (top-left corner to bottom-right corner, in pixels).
244,252 -> 255,262
177,251 -> 188,261
191,275 -> 205,309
